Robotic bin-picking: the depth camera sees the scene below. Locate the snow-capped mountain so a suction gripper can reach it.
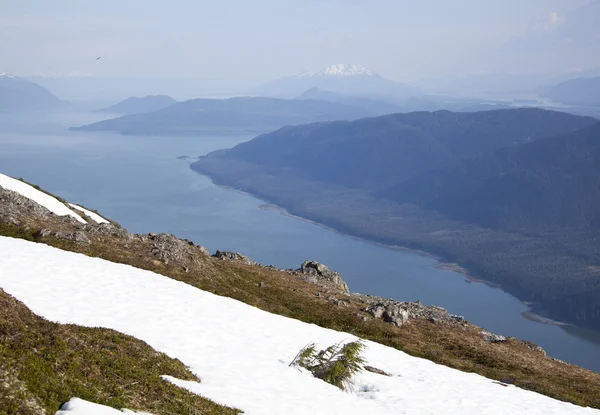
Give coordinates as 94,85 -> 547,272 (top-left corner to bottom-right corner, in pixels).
299,64 -> 375,77
254,64 -> 420,99
0,72 -> 68,112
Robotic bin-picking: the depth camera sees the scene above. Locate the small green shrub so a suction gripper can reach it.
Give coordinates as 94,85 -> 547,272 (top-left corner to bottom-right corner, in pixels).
290,340 -> 366,390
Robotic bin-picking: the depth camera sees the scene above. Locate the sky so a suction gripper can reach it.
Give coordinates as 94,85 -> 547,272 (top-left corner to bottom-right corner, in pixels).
1,0 -> 598,88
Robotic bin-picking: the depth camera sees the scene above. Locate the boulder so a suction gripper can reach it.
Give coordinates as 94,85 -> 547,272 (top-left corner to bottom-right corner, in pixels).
365,302 -> 409,326
480,331 -> 507,343
213,250 -> 259,266
297,260 -> 350,293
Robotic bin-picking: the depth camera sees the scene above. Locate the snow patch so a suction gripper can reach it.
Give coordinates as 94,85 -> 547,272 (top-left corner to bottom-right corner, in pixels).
0,173 -> 85,223
56,397 -> 153,414
300,64 -> 374,77
68,203 -> 109,224
0,72 -> 16,79
0,237 -> 597,415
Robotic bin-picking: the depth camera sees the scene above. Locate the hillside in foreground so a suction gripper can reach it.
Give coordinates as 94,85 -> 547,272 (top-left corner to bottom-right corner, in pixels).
2,173 -> 600,413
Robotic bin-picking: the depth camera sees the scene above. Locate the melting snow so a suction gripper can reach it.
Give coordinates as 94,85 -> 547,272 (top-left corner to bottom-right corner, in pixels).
68,203 -> 109,224
0,173 -> 85,223
0,237 -> 597,415
56,398 -> 153,414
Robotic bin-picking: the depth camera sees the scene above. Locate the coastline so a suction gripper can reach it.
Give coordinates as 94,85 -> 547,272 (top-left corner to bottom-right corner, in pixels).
260,201 -> 507,287
259,202 -> 578,329
191,165 -> 583,331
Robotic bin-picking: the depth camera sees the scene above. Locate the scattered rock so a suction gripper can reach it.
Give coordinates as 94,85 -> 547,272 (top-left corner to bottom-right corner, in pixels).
357,294 -> 467,328
213,250 -> 260,266
355,313 -> 371,322
0,187 -> 53,225
36,229 -> 91,244
85,223 -> 130,239
519,340 -> 546,355
480,331 -> 507,343
259,281 -> 265,288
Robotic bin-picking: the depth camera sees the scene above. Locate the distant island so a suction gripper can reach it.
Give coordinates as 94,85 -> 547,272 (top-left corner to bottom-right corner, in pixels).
98,94 -> 177,115
541,77 -> 600,107
0,72 -> 69,112
71,96 -> 383,135
191,108 -> 600,331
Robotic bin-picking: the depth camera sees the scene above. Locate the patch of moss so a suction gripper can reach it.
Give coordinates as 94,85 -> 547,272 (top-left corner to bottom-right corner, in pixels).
0,289 -> 239,415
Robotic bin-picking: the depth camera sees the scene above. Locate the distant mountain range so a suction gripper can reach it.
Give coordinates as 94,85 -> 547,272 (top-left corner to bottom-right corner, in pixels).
192,108 -> 600,330
0,73 -> 68,112
255,64 -> 420,99
71,96 -> 384,135
212,108 -> 595,189
99,95 -> 176,114
541,77 -> 600,107
294,87 -> 401,116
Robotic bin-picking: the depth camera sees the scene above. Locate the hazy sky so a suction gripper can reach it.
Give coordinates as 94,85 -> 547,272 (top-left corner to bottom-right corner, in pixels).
2,0 -> 597,85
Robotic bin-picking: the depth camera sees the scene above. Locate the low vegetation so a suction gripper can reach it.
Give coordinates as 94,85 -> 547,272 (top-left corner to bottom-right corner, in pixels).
2,179 -> 600,411
290,340 -> 366,391
2,216 -> 600,409
0,288 -> 239,415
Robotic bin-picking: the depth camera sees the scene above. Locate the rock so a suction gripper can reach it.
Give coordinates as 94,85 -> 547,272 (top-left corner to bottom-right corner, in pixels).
296,260 -> 350,293
356,294 -> 469,328
519,340 -> 546,355
0,187 -> 52,225
480,331 -> 507,343
85,223 -> 130,239
259,281 -> 265,288
383,307 -> 409,327
213,250 -> 260,266
36,229 -> 91,244
365,302 -> 409,326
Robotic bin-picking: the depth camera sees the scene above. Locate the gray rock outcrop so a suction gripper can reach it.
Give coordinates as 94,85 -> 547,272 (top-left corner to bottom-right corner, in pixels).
354,294 -> 467,328
293,260 -> 350,293
213,250 -> 260,266
480,331 -> 507,343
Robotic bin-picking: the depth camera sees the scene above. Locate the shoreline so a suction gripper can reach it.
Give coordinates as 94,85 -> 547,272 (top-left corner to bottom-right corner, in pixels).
259,203 -> 578,329
259,203 -> 509,289
195,175 -> 581,331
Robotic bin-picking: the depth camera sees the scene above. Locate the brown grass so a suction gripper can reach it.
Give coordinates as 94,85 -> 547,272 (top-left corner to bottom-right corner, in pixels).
2,214 -> 600,410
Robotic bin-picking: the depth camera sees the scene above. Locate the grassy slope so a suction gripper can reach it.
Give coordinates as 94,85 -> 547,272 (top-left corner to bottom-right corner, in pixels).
0,285 -> 238,415
2,217 -> 600,410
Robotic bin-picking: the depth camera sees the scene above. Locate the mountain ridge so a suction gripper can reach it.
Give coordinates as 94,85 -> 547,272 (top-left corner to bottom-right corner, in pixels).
191,108 -> 600,330
0,72 -> 69,112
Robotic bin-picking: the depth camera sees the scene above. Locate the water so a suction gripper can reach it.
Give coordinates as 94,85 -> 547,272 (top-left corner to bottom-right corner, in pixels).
1,111 -> 599,373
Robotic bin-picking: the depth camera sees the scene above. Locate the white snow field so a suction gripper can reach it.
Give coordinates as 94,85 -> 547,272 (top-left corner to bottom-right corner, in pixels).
56,398 -> 152,414
0,236 -> 597,415
0,173 -> 85,223
68,203 -> 110,224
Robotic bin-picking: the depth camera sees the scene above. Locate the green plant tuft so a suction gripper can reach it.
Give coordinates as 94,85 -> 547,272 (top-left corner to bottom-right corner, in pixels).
290,340 -> 366,391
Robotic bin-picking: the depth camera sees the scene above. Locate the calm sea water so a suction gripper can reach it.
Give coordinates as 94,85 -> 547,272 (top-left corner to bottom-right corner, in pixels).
1,111 -> 599,373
